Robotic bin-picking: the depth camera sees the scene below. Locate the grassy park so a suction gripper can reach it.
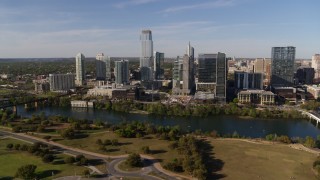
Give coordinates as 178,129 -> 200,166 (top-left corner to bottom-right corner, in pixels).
209,138 -> 317,180
0,138 -> 87,179
57,131 -> 180,164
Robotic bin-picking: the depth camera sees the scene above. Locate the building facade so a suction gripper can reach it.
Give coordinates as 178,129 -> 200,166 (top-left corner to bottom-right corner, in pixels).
154,51 -> 164,80
295,67 -> 315,85
197,53 -> 227,101
140,30 -> 153,81
234,71 -> 263,90
114,60 -> 129,85
312,54 -> 320,82
172,43 -> 195,95
49,74 -> 75,92
75,53 -> 85,86
271,46 -> 295,87
96,53 -> 111,80
238,90 -> 275,105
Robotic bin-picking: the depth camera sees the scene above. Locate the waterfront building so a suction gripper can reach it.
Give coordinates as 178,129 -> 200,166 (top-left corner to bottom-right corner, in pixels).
96,53 -> 111,80
75,53 -> 85,86
196,53 -> 227,101
140,30 -> 153,81
154,51 -> 164,80
49,74 -> 75,92
306,85 -> 320,99
114,60 -> 129,85
312,54 -> 320,82
271,46 -> 295,87
295,67 -> 315,85
237,90 -> 275,105
234,71 -> 263,90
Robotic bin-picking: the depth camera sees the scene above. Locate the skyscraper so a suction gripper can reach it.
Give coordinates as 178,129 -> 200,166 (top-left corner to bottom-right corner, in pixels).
96,53 -> 111,80
271,46 -> 295,87
154,51 -> 164,80
312,54 -> 320,82
172,43 -> 195,95
114,60 -> 129,85
197,53 -> 227,100
75,53 -> 85,86
140,30 -> 153,81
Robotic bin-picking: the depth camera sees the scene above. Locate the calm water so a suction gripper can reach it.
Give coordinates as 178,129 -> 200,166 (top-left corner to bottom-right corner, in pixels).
16,106 -> 320,138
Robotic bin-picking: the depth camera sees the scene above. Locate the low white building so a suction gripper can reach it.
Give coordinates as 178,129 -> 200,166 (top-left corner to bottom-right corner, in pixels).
306,85 -> 320,99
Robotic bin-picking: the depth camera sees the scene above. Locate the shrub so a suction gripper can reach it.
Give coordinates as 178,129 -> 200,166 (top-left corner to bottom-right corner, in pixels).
6,143 -> 13,150
65,156 -> 75,164
125,153 -> 142,167
141,146 -> 150,154
42,154 -> 55,163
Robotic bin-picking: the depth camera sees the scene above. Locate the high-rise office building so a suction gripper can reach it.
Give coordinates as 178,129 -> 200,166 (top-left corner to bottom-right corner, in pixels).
234,71 -> 263,89
96,53 -> 111,80
271,46 -> 295,87
49,74 -> 75,92
172,43 -> 195,95
75,53 -> 85,86
140,30 -> 153,81
114,60 -> 129,85
295,67 -> 315,85
254,58 -> 271,86
312,54 -> 320,82
197,53 -> 227,100
154,52 -> 164,80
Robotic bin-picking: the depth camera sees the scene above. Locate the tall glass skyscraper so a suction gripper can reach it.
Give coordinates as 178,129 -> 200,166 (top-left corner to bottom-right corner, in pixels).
140,30 -> 153,81
271,46 -> 295,87
75,53 -> 85,86
114,60 -> 129,85
96,53 -> 111,81
197,53 -> 227,100
154,51 -> 164,80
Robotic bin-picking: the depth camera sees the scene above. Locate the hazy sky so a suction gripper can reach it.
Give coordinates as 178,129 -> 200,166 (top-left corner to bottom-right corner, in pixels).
0,0 -> 319,58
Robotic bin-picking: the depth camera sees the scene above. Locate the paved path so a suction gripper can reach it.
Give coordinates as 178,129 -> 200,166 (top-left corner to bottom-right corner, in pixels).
0,130 -> 191,180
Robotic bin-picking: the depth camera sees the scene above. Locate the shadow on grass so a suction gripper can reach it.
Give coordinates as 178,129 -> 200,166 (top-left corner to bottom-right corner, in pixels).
117,142 -> 132,146
37,170 -> 61,179
88,159 -> 105,166
0,176 -> 14,180
74,133 -> 89,139
200,139 -> 226,179
107,148 -> 120,152
150,149 -> 167,154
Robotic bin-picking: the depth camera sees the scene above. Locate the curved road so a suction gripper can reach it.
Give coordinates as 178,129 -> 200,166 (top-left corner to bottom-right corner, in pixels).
0,130 -> 190,180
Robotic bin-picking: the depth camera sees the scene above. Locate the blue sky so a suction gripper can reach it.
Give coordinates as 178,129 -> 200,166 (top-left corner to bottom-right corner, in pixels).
0,0 -> 319,58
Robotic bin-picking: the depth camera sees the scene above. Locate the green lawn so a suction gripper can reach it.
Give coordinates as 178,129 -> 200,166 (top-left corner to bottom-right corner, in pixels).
209,138 -> 317,180
0,138 -> 87,179
56,131 -> 180,165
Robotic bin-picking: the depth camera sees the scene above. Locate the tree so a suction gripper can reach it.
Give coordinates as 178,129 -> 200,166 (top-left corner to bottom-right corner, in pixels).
6,143 -> 13,150
141,146 -> 150,154
96,139 -> 103,145
60,128 -> 75,139
42,154 -> 55,163
83,169 -> 90,177
111,139 -> 119,146
65,156 -> 75,164
15,164 -> 37,180
125,153 -> 142,167
305,136 -> 316,148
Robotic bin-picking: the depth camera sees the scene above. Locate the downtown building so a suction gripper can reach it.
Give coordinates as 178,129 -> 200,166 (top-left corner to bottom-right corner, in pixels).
154,51 -> 164,80
195,53 -> 227,101
271,46 -> 295,87
172,43 -> 195,95
75,53 -> 85,86
234,71 -> 263,90
295,67 -> 315,85
96,53 -> 111,81
254,58 -> 271,86
49,74 -> 75,92
114,60 -> 129,85
140,30 -> 154,81
312,54 -> 320,83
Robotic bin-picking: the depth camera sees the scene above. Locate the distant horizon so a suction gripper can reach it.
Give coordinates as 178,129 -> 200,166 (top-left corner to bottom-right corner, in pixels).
0,0 -> 319,58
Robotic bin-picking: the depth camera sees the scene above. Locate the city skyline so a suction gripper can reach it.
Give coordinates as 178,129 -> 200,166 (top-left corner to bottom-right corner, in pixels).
0,0 -> 319,58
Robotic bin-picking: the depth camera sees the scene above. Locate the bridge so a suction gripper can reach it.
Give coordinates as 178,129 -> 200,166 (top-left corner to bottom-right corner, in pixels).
299,110 -> 320,126
0,97 -> 49,115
